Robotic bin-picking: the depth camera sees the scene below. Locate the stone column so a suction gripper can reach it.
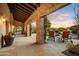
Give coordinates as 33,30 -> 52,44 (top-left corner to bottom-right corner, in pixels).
0,34 -> 2,48
27,24 -> 32,36
27,24 -> 30,36
25,26 -> 27,36
22,25 -> 24,34
29,24 -> 32,36
24,25 -> 27,36
5,21 -> 9,34
36,13 -> 44,44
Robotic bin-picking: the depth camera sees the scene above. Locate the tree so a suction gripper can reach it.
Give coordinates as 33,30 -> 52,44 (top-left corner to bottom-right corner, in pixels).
70,25 -> 79,34
57,27 -> 65,32
44,16 -> 51,41
71,5 -> 79,34
74,5 -> 79,25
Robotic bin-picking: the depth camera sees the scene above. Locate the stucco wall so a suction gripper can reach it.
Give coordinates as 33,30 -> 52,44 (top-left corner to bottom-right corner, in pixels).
0,3 -> 13,35
0,4 -> 14,48
14,20 -> 23,27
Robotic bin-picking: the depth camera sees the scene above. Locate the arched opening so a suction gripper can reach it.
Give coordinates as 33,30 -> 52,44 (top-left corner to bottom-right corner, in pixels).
31,21 -> 36,36
15,26 -> 23,35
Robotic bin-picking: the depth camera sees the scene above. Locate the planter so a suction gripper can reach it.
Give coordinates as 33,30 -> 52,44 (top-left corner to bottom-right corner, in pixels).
8,36 -> 14,46
68,44 -> 79,55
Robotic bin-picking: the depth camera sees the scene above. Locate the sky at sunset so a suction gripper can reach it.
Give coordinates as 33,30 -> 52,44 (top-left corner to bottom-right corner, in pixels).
47,3 -> 79,28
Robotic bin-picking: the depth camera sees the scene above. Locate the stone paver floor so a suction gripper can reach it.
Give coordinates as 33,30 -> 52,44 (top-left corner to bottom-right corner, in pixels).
0,34 -> 79,56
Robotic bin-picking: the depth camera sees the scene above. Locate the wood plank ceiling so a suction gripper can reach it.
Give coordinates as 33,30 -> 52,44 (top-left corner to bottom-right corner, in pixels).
8,3 -> 40,23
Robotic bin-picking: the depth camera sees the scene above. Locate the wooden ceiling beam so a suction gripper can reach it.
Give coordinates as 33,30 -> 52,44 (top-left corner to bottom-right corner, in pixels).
16,4 -> 33,13
14,19 -> 24,23
33,3 -> 40,7
8,3 -> 40,23
12,10 -> 30,23
9,6 -> 29,15
13,11 -> 30,22
24,3 -> 36,10
13,15 -> 25,23
14,11 -> 29,17
12,8 -> 29,16
10,4 -> 32,14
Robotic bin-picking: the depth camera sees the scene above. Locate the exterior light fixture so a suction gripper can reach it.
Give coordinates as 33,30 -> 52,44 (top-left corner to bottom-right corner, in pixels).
0,16 -> 6,23
1,16 -> 6,22
2,18 -> 5,22
0,20 -> 1,24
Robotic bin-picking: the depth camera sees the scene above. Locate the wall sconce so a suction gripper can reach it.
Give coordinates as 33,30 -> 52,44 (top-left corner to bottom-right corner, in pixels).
12,25 -> 14,29
0,20 -> 1,24
0,16 -> 6,23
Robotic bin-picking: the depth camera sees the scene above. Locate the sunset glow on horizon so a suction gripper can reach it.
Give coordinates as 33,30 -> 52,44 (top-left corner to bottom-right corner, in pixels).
47,3 -> 79,28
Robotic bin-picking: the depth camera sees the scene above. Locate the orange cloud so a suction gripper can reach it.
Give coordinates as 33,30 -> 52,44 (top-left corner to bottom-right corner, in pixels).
48,12 -> 74,28
59,12 -> 69,17
50,19 -> 75,28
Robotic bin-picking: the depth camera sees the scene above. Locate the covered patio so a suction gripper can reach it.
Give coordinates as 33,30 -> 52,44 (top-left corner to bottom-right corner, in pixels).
1,3 -> 79,56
